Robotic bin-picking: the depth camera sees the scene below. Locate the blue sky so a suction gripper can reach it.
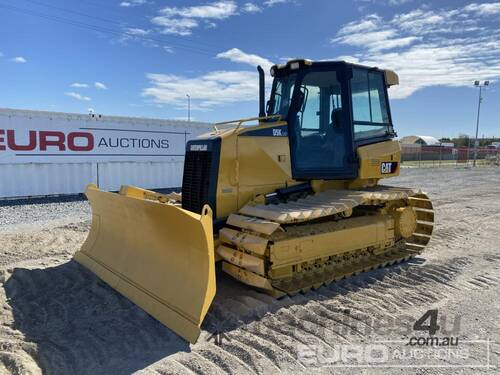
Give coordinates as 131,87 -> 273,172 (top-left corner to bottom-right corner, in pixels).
0,0 -> 498,138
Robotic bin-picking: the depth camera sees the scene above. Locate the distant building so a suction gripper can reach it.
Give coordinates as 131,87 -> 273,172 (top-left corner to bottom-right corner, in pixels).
399,135 -> 442,146
440,142 -> 455,148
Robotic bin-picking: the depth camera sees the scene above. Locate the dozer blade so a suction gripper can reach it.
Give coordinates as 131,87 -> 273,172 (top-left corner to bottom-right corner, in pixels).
74,184 -> 216,343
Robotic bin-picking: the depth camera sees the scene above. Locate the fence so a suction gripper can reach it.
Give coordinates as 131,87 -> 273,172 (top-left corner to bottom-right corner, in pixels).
401,145 -> 500,167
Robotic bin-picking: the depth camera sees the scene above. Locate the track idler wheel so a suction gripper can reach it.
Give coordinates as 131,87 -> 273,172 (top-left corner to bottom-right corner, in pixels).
394,206 -> 418,238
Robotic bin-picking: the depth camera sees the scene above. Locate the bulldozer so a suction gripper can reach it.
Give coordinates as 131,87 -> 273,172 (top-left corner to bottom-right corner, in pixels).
74,59 -> 434,343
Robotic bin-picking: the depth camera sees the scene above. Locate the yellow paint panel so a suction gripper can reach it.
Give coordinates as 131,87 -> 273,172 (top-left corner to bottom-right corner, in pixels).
357,140 -> 401,180
237,133 -> 292,208
270,215 -> 395,268
215,129 -> 238,218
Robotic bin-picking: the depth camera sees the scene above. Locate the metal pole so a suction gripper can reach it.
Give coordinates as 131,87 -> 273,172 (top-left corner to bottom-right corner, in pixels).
466,138 -> 471,166
186,94 -> 191,122
473,86 -> 482,167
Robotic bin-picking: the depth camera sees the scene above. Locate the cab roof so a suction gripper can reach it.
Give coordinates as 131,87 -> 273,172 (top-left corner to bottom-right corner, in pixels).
270,59 -> 399,86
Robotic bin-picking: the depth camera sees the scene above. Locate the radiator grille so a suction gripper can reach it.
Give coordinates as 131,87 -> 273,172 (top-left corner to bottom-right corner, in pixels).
181,150 -> 213,214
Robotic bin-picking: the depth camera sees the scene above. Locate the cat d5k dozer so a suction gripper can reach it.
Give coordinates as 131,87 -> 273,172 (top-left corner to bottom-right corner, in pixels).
74,60 -> 434,343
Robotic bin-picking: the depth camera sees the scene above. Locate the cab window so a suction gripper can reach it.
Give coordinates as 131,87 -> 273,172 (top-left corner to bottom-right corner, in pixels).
351,69 -> 392,140
291,70 -> 346,171
268,73 -> 296,117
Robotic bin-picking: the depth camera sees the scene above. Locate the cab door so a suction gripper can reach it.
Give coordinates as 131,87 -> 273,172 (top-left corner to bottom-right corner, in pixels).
287,65 -> 357,180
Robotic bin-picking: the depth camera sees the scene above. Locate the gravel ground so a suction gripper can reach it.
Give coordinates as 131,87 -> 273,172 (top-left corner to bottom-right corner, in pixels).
0,167 -> 498,374
0,196 -> 90,234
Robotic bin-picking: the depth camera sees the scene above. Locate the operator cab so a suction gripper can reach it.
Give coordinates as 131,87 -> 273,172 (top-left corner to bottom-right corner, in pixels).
265,59 -> 398,180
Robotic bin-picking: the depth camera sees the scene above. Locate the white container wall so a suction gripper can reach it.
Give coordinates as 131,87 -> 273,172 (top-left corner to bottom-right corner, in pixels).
0,108 -> 212,198
0,163 -> 95,197
0,161 -> 185,198
97,161 -> 184,192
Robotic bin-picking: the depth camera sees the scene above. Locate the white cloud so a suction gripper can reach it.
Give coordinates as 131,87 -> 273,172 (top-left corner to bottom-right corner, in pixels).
70,82 -> 89,88
118,27 -> 157,47
142,48 -> 276,109
216,48 -> 273,70
0,52 -> 3,57
94,82 -> 108,90
334,30 -> 420,52
125,27 -> 150,36
159,1 -> 237,18
388,0 -> 414,5
337,14 -> 381,34
65,92 -> 91,101
334,29 -> 396,47
355,0 -> 414,7
163,45 -> 174,53
11,56 -> 27,63
150,0 -> 289,35
152,17 -> 200,36
242,2 -> 261,13
120,0 -> 146,7
331,4 -> 500,98
392,10 -> 452,34
464,2 -> 500,15
264,0 -> 289,6
152,1 -> 237,35
142,70 -> 259,109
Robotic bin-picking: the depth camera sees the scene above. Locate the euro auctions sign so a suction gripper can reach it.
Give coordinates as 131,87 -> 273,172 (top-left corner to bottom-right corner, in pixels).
0,109 -> 212,164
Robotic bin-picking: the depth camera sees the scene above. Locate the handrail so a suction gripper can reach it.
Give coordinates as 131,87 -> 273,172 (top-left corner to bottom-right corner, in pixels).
213,114 -> 282,132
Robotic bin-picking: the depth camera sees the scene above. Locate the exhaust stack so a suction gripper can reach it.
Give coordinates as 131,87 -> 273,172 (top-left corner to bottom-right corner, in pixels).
257,65 -> 266,118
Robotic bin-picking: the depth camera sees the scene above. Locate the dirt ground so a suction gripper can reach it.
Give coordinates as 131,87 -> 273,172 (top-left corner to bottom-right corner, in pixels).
0,167 -> 498,374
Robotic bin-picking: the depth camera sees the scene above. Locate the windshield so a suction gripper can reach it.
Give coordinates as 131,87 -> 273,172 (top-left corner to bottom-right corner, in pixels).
267,73 -> 297,118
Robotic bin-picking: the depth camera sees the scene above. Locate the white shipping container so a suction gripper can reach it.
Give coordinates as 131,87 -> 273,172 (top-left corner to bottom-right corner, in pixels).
0,108 -> 212,198
97,160 -> 185,192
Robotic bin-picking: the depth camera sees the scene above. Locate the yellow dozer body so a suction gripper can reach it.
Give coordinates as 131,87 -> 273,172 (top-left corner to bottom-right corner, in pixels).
74,60 -> 434,343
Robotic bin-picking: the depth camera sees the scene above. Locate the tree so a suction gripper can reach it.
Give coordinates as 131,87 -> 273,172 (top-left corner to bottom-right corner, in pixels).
455,134 -> 470,147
